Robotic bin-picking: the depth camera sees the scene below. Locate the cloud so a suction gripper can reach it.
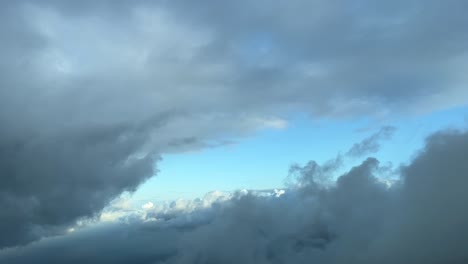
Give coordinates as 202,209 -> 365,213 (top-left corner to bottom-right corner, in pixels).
346,126 -> 396,157
161,0 -> 468,115
142,202 -> 154,210
1,129 -> 467,263
1,0 -> 468,249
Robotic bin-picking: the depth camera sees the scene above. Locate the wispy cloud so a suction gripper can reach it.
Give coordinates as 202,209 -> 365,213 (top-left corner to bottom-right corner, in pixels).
347,126 -> 397,157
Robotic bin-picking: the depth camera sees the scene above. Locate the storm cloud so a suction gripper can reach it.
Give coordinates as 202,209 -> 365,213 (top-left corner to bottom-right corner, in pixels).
1,0 -> 468,252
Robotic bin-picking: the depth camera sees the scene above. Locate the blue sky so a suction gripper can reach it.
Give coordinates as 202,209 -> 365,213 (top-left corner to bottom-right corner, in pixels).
132,105 -> 468,201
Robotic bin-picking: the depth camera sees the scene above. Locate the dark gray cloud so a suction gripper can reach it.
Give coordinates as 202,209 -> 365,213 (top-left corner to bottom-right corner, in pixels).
1,0 -> 468,250
0,122 -> 160,247
1,129 -> 467,263
160,0 -> 468,116
346,126 -> 396,157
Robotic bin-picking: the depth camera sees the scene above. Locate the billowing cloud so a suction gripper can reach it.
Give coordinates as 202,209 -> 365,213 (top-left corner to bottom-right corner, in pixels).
1,129 -> 467,263
1,0 -> 468,249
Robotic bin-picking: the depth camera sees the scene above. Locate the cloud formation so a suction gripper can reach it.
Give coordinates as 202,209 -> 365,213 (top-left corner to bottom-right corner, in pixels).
1,0 -> 468,249
1,129 -> 467,263
346,126 -> 396,157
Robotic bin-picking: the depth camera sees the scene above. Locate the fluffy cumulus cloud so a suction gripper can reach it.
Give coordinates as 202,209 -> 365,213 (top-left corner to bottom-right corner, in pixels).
1,0 -> 468,255
1,129 -> 467,263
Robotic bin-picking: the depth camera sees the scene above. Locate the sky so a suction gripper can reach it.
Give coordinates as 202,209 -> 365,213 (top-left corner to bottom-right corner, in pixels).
1,0 -> 468,263
133,106 -> 468,201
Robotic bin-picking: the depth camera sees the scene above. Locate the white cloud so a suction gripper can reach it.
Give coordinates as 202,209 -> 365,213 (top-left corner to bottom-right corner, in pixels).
142,202 -> 154,210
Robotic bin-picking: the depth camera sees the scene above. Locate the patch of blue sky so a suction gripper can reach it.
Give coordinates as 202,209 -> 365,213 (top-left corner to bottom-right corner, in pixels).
131,105 -> 467,202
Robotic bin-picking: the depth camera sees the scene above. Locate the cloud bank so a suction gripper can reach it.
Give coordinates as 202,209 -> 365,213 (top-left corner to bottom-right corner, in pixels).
1,0 -> 468,251
1,129 -> 467,263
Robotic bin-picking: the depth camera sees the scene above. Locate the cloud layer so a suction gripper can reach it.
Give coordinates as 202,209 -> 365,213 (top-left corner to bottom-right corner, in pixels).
1,129 -> 467,263
1,0 -> 468,250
